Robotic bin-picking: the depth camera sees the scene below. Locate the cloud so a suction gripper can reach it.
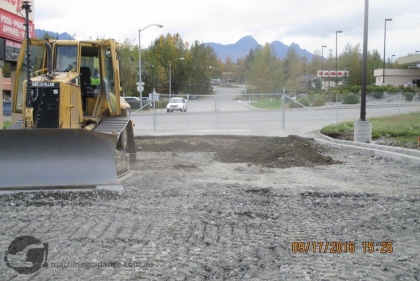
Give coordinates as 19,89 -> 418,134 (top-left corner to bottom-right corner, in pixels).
31,0 -> 420,59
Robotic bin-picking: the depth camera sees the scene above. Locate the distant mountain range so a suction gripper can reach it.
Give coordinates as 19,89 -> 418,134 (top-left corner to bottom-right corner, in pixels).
35,29 -> 73,40
205,35 -> 314,62
35,30 -> 314,62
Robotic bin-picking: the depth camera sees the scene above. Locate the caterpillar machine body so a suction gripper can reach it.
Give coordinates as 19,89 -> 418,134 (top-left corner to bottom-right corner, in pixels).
0,2 -> 136,192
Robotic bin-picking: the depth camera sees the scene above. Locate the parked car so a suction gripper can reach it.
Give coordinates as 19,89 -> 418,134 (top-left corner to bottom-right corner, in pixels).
124,97 -> 138,101
123,96 -> 150,109
166,97 -> 187,113
3,100 -> 11,116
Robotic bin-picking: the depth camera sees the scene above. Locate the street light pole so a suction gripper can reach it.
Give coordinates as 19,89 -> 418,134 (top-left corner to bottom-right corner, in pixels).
138,24 -> 162,109
150,64 -> 154,89
169,62 -> 172,99
236,65 -> 246,94
354,0 -> 372,144
169,57 -> 185,99
321,45 -> 327,90
382,18 -> 392,85
361,0 -> 369,122
335,31 -> 342,87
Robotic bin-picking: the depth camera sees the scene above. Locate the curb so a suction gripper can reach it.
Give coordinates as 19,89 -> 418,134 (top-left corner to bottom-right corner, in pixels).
313,132 -> 420,165
237,100 -> 260,110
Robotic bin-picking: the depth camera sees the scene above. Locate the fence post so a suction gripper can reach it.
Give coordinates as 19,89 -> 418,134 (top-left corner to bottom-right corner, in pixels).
282,87 -> 285,130
153,89 -> 157,130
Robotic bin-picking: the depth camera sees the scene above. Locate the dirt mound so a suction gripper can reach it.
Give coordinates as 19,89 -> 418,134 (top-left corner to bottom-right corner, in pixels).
213,135 -> 338,168
135,135 -> 339,168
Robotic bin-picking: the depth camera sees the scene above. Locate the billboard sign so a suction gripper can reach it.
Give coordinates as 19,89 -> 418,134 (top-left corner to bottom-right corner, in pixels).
1,0 -> 34,22
0,9 -> 34,42
317,70 -> 349,78
0,5 -> 34,62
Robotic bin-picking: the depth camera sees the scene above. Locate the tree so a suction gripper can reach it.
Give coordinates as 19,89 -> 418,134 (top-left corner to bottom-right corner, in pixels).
185,40 -> 219,94
118,39 -> 138,96
244,48 -> 257,70
315,78 -> 322,90
367,49 -> 382,84
283,46 -> 303,92
339,43 -> 362,86
3,62 -> 11,78
41,31 -> 55,40
248,43 -> 283,93
308,49 -> 322,76
147,33 -> 186,93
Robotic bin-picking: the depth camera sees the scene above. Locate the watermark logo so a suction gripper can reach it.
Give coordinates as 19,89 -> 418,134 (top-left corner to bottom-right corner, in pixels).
4,235 -> 49,274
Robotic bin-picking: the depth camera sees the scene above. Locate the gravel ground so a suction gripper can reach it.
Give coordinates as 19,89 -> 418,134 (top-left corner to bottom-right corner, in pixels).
1,135 -> 419,280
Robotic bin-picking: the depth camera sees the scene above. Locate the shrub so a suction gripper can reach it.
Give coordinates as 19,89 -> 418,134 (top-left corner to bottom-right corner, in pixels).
386,85 -> 399,93
372,92 -> 384,99
3,121 -> 12,129
153,100 -> 168,109
404,92 -> 414,101
312,96 -> 325,107
306,93 -> 316,103
307,93 -> 317,103
289,102 -> 300,108
298,97 -> 311,107
402,87 -> 415,93
329,90 -> 340,102
290,97 -> 311,108
343,93 -> 360,104
366,85 -> 376,93
350,85 -> 361,93
335,85 -> 351,94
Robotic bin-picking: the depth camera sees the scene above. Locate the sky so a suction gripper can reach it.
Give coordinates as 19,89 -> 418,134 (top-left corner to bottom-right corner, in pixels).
32,0 -> 420,60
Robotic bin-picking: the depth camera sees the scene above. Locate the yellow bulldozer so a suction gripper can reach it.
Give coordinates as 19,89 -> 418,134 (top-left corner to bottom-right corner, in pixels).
0,2 -> 136,191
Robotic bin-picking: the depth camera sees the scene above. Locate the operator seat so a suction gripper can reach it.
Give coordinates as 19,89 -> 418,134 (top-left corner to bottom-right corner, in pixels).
80,67 -> 92,111
80,67 -> 92,91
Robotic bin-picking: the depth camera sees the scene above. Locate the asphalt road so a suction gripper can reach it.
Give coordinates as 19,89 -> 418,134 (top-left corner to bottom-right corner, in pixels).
131,86 -> 420,137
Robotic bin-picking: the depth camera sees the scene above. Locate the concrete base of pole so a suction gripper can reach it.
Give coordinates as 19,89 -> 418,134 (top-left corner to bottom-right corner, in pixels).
354,120 -> 372,143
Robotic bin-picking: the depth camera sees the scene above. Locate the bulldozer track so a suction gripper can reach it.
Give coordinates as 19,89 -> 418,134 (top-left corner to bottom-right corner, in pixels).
94,117 -> 135,178
93,117 -> 130,138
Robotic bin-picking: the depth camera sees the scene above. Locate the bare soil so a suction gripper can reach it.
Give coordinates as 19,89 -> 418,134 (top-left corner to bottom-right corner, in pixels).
135,135 -> 340,168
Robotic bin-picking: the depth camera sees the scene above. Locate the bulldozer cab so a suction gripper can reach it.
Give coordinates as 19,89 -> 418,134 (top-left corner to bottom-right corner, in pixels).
12,39 -> 122,126
75,40 -> 122,118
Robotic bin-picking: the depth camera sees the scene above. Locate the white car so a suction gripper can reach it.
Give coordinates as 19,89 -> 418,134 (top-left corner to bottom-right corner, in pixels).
166,97 -> 187,113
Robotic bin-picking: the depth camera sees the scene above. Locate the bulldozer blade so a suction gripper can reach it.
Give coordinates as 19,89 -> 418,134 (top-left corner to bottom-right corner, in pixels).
0,129 -> 122,191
